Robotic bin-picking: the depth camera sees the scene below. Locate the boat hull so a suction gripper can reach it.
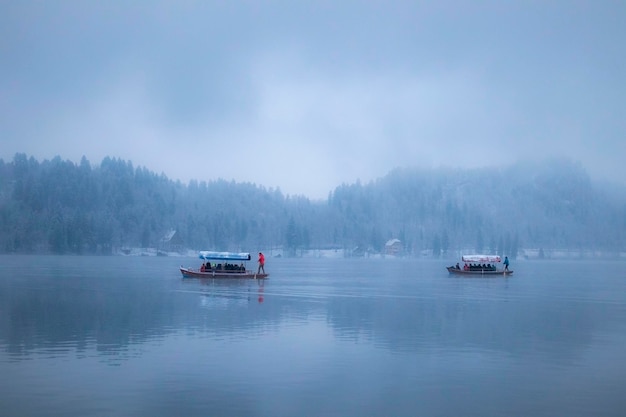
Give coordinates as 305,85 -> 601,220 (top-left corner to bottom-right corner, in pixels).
180,267 -> 268,279
446,266 -> 513,276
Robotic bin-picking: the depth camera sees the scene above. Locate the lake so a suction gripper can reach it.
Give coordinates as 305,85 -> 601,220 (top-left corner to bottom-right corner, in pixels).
1,255 -> 625,417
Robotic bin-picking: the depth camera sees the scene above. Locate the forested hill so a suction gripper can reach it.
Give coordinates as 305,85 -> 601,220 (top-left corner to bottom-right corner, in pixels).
1,153 -> 624,257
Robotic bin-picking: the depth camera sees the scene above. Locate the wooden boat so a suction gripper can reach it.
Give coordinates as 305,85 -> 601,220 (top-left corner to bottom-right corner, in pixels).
180,251 -> 269,279
447,254 -> 513,276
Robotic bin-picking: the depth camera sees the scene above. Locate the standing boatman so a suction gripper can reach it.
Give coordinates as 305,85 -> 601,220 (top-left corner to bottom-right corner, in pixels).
257,252 -> 265,274
503,256 -> 510,272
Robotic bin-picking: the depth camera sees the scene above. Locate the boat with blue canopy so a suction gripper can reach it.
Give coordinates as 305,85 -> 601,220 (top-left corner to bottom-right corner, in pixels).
180,251 -> 268,279
199,251 -> 251,261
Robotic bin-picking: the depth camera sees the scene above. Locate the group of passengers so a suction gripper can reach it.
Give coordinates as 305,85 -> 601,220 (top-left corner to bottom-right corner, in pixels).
463,263 -> 496,271
200,262 -> 246,273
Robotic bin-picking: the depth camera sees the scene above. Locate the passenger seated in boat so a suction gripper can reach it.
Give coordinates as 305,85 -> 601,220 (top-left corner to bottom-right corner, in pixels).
200,263 -> 206,272
464,263 -> 469,271
456,263 -> 460,270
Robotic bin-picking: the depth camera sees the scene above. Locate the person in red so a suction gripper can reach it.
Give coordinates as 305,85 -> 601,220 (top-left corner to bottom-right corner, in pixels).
257,252 -> 265,274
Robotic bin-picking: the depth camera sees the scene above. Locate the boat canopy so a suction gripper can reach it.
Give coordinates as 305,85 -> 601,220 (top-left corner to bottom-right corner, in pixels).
461,255 -> 501,263
198,251 -> 252,261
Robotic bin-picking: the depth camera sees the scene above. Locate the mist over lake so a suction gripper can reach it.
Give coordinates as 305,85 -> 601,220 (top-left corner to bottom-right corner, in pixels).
3,3 -> 625,415
3,2 -> 625,198
1,255 -> 625,417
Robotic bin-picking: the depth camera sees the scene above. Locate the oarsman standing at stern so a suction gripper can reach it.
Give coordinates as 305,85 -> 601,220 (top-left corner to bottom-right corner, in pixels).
257,252 -> 265,274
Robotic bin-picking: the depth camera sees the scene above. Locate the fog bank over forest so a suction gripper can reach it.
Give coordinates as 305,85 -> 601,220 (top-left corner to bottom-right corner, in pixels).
1,153 -> 624,258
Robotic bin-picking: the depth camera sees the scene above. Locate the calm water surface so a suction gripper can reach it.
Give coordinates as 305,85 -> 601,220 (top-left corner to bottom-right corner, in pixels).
1,255 -> 625,416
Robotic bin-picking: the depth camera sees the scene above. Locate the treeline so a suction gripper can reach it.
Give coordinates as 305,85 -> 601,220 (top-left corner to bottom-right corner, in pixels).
0,153 -> 624,257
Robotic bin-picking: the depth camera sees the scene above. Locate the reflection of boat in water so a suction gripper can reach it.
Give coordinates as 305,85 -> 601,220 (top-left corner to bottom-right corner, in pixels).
180,251 -> 269,279
447,255 -> 513,276
179,271 -> 267,305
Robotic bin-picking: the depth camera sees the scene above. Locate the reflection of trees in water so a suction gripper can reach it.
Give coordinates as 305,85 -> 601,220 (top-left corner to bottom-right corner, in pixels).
2,282 -> 170,358
0,259 -> 284,360
2,257 -> 623,367
324,286 -> 616,363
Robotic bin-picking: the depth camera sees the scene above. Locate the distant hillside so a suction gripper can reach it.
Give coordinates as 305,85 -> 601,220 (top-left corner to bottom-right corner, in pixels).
0,153 -> 624,257
329,159 -> 626,257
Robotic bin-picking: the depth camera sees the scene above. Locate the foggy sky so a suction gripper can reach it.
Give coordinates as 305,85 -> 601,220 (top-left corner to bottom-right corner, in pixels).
2,1 -> 624,199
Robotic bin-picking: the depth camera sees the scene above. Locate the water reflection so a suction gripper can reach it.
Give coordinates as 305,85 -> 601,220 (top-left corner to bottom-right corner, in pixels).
1,256 -> 625,363
2,256 -> 626,416
179,277 -> 266,308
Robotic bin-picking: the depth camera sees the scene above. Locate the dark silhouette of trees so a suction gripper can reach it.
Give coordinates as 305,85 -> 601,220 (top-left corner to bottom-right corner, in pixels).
0,154 -> 624,256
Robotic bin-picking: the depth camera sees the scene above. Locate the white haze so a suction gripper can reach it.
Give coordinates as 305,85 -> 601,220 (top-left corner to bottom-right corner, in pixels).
1,1 -> 624,199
